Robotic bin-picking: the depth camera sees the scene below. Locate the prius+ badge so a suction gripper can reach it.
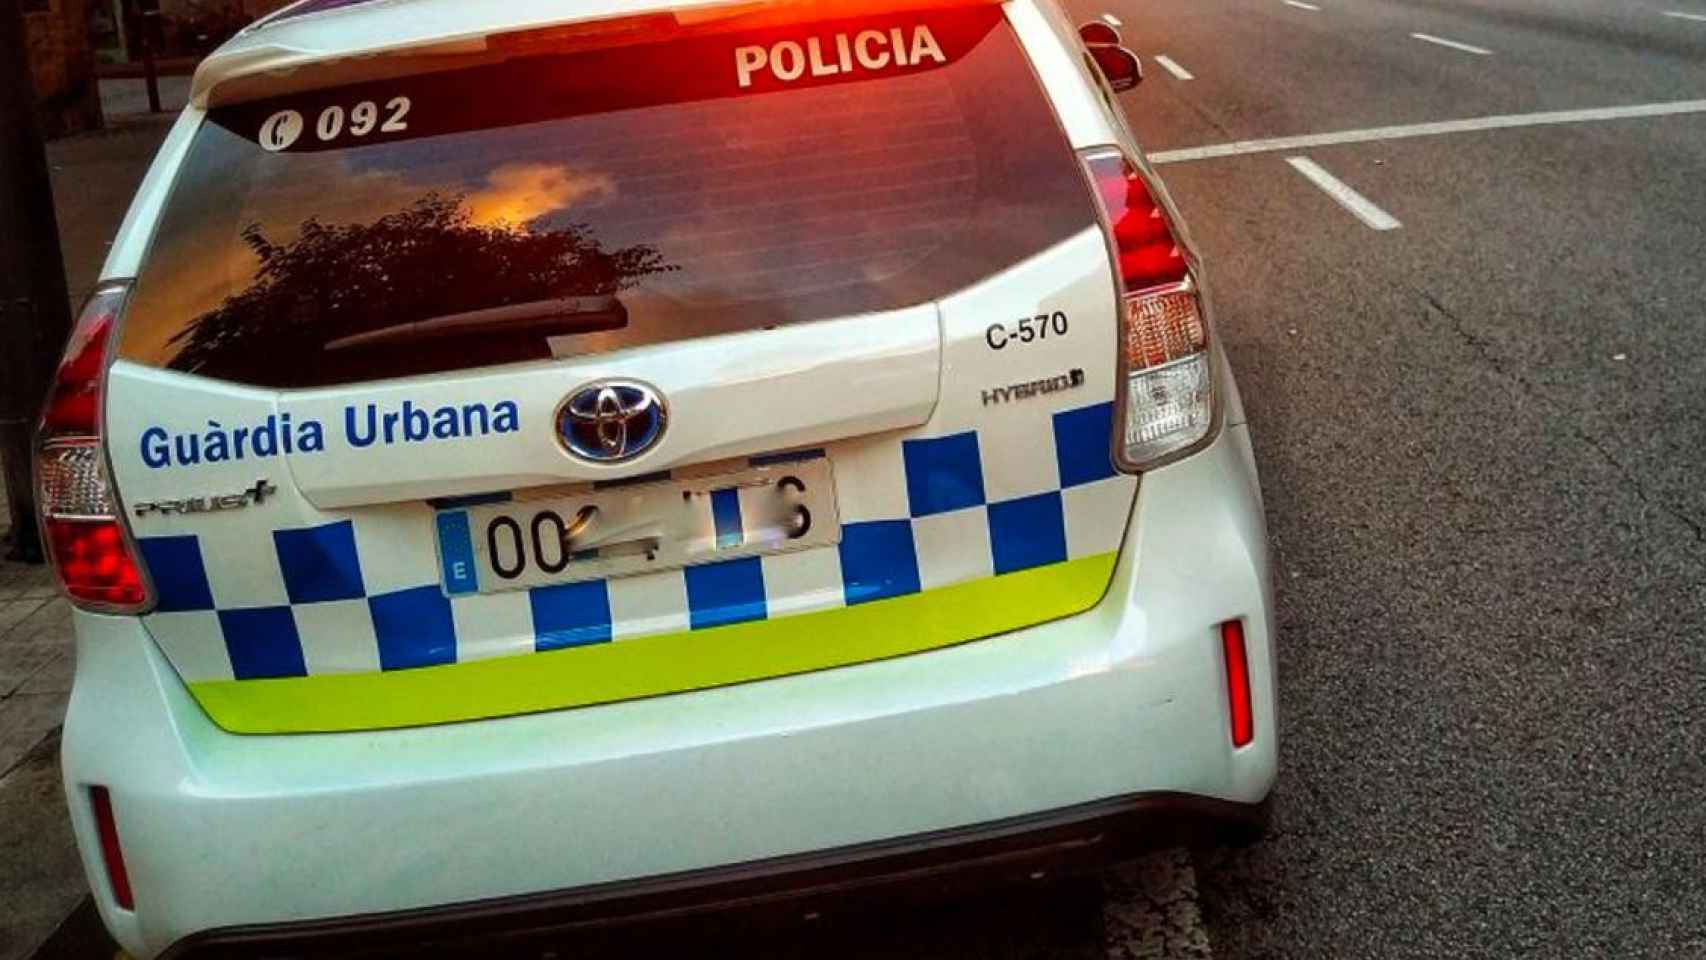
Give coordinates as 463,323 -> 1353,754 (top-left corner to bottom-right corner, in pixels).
558,381 -> 667,463
133,479 -> 276,517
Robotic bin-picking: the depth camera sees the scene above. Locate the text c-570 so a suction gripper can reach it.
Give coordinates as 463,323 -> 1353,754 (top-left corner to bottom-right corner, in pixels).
986,311 -> 1069,350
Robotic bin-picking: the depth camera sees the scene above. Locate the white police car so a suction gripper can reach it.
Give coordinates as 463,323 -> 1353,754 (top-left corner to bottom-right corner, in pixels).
37,0 -> 1276,954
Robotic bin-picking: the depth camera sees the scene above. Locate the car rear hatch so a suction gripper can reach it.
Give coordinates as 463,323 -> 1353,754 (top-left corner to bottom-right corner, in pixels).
103,0 -> 1136,733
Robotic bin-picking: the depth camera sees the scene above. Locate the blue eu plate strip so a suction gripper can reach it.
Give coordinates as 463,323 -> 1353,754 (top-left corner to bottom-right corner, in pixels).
711,488 -> 744,550
436,510 -> 479,595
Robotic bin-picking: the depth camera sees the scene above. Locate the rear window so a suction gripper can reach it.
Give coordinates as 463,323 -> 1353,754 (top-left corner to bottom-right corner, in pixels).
120,5 -> 1096,388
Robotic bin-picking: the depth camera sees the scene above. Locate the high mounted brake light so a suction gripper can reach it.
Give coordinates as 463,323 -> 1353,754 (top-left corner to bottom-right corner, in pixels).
35,283 -> 152,613
1082,148 -> 1214,471
486,0 -> 1005,47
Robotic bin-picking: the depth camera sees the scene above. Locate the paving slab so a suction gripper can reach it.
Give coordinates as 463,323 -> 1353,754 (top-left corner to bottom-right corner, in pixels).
0,646 -> 62,706
2,599 -> 71,646
0,599 -> 52,637
16,654 -> 74,698
0,601 -> 74,698
0,566 -> 58,602
0,734 -> 87,960
0,697 -> 69,784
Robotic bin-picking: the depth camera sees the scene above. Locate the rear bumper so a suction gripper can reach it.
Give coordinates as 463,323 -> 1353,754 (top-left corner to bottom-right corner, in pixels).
63,423 -> 1276,960
160,791 -> 1266,959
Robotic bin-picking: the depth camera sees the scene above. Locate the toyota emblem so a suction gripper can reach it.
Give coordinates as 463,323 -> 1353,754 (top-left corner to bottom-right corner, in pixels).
558,381 -> 667,463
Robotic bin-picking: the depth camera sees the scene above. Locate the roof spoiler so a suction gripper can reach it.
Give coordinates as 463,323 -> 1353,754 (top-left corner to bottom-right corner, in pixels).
196,0 -> 1002,108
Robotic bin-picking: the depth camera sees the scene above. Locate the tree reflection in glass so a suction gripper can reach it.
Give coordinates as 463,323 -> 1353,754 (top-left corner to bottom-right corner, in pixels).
167,194 -> 675,385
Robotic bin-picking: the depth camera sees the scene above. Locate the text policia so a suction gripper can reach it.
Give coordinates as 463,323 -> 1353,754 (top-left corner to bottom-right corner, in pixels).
734,24 -> 947,87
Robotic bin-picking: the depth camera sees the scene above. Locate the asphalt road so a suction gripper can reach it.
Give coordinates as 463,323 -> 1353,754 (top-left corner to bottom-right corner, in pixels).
19,1 -> 1706,957
1075,0 -> 1706,955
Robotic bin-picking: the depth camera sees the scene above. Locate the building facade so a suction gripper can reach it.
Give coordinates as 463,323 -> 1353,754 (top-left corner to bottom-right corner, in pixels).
24,0 -> 296,137
21,0 -> 102,137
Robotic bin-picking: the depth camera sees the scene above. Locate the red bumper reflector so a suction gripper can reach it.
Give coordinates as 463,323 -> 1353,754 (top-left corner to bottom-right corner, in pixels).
1221,620 -> 1254,747
90,786 -> 134,910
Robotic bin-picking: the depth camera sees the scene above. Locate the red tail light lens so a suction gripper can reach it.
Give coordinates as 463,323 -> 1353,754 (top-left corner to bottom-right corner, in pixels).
1221,620 -> 1254,748
41,508 -> 148,608
40,304 -> 120,436
90,786 -> 135,910
35,283 -> 151,613
1085,150 -> 1189,292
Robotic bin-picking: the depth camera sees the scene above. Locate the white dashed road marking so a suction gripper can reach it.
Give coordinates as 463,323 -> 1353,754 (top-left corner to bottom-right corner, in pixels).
1147,98 -> 1706,164
1662,10 -> 1706,20
1410,32 -> 1493,55
1155,55 -> 1195,80
1286,156 -> 1402,230
1284,1 -> 1321,11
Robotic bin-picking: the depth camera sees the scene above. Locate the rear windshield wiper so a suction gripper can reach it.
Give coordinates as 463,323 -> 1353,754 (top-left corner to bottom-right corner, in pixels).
322,295 -> 628,352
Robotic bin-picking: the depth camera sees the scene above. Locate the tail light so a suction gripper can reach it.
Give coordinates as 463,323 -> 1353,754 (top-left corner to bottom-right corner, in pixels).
1082,148 -> 1215,471
35,282 -> 152,613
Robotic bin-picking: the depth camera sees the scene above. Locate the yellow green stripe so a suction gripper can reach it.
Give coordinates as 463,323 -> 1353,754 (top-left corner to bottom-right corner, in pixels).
190,552 -> 1118,734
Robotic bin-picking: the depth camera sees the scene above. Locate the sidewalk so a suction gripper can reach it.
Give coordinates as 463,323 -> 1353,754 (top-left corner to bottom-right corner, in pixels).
0,100 -> 175,960
41,110 -> 179,309
98,76 -> 192,127
0,528 -> 86,960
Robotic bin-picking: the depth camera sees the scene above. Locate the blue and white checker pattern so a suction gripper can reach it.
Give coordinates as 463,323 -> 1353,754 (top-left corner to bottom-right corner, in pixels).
138,401 -> 1136,684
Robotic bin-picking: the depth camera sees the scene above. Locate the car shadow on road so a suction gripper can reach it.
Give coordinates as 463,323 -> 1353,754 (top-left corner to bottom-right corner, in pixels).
29,875 -> 1113,960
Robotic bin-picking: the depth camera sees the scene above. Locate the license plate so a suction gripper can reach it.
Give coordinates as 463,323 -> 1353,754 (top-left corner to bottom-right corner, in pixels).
434,456 -> 839,595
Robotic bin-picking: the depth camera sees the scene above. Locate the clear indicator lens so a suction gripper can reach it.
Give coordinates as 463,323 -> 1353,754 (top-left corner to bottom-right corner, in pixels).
1123,352 -> 1212,464
1124,289 -> 1205,369
37,442 -> 114,518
